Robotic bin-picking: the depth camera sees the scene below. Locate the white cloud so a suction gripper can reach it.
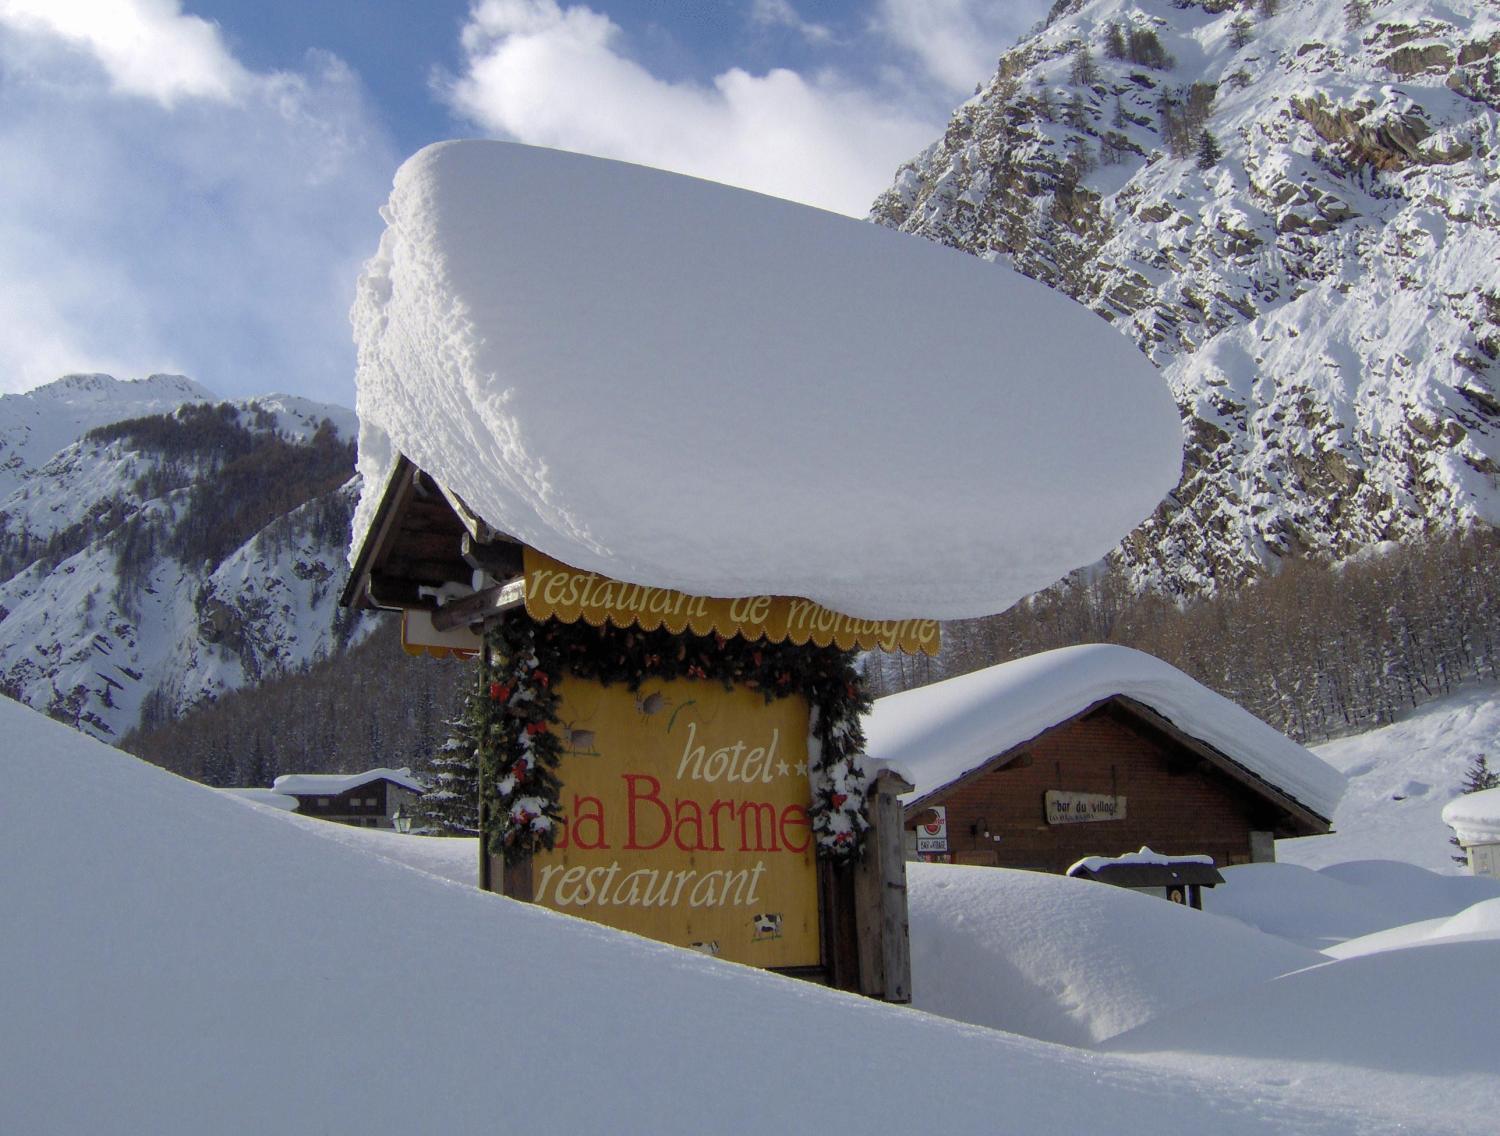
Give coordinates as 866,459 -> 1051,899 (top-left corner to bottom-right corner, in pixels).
0,0 -> 248,105
0,6 -> 396,401
445,0 -> 941,217
873,0 -> 1041,95
749,0 -> 836,46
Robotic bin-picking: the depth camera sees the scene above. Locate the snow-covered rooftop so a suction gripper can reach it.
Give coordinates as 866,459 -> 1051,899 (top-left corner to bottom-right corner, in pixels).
271,767 -> 425,797
350,140 -> 1182,621
1443,786 -> 1500,845
862,645 -> 1345,820
1068,847 -> 1218,876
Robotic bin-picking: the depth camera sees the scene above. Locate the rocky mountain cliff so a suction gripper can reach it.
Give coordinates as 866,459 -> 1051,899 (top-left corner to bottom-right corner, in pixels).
0,374 -> 366,739
873,0 -> 1500,593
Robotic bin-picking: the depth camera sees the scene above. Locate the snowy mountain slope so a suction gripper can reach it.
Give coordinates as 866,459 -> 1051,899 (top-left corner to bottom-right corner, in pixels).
874,0 -> 1500,593
0,695 -> 1466,1136
0,375 -> 367,739
1278,679 -> 1500,871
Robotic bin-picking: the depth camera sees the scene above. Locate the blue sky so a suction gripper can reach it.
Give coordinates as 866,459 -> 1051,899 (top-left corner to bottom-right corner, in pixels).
0,1 -> 1048,407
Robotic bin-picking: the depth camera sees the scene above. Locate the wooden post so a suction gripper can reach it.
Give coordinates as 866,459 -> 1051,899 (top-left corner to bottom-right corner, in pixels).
876,771 -> 913,1003
477,639 -> 492,892
853,768 -> 913,1002
503,854 -> 535,902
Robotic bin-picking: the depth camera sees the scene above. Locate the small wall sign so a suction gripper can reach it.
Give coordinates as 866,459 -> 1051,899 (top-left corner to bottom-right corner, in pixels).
916,805 -> 949,853
1044,790 -> 1127,825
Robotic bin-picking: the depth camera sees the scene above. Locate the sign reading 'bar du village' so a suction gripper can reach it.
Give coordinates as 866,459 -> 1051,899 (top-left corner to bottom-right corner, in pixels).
530,676 -> 821,969
1045,790 -> 1127,825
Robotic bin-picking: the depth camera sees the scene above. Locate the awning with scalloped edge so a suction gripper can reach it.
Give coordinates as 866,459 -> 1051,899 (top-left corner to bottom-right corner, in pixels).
522,548 -> 940,655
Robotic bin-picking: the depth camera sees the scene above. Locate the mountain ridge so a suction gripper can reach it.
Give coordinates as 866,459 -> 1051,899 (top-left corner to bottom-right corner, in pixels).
0,373 -> 365,739
873,0 -> 1500,593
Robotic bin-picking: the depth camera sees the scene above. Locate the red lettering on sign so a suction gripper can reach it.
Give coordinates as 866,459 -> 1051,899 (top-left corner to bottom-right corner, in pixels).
624,774 -> 670,850
780,804 -> 810,853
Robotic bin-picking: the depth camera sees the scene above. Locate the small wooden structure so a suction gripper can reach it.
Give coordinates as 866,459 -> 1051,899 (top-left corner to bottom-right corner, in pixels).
1066,848 -> 1225,909
343,455 -> 923,1002
900,695 -> 1325,873
866,650 -> 1340,876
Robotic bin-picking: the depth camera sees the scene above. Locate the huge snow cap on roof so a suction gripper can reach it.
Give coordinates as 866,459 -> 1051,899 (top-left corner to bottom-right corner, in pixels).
1443,787 -> 1500,845
864,645 -> 1345,821
350,141 -> 1183,620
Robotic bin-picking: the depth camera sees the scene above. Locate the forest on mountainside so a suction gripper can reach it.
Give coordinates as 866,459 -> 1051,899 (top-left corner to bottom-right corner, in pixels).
123,618 -> 466,788
869,530 -> 1500,744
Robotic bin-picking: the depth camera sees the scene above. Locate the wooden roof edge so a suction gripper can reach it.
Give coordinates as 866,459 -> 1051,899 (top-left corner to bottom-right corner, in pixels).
1111,695 -> 1332,836
340,453 -> 416,610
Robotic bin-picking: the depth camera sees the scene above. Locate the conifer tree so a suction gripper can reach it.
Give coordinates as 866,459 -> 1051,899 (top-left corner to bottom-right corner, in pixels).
1105,23 -> 1127,61
410,665 -> 485,836
1196,129 -> 1224,169
1071,45 -> 1099,87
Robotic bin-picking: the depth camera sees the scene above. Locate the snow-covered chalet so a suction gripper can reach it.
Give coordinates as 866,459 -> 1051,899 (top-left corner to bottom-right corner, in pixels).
863,646 -> 1345,873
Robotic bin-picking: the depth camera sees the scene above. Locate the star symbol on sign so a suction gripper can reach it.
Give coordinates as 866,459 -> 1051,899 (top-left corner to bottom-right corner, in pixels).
794,761 -> 807,776
775,759 -> 790,777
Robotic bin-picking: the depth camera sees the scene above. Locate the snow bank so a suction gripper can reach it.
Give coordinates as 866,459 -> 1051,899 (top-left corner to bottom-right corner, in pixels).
863,644 -> 1345,819
1,695 -> 1385,1135
219,786 -> 298,811
350,140 -> 1182,620
1102,939 -> 1500,1132
1327,897 -> 1500,960
1206,860 -> 1500,949
908,863 -> 1322,1047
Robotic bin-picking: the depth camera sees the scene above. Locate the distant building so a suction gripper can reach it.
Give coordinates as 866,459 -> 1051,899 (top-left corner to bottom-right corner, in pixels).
863,645 -> 1345,874
228,768 -> 426,829
1442,788 -> 1500,878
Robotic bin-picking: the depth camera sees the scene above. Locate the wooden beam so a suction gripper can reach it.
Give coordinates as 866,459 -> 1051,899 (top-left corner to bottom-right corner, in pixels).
430,576 -> 527,631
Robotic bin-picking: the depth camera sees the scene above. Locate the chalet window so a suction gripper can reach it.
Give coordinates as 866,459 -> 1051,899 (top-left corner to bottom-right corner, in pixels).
317,798 -> 330,807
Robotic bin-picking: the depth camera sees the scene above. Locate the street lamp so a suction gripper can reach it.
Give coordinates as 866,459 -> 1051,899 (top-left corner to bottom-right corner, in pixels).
392,804 -> 413,834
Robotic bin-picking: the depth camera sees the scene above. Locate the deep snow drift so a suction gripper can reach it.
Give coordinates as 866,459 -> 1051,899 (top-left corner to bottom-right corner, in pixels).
2,693 -> 1449,1136
350,140 -> 1183,620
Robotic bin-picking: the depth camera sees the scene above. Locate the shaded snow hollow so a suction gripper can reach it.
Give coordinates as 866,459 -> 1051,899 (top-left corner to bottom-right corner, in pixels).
350,140 -> 1182,620
863,644 -> 1345,821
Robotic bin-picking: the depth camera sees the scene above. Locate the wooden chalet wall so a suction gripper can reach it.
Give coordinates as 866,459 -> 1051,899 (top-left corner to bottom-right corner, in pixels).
906,701 -> 1289,873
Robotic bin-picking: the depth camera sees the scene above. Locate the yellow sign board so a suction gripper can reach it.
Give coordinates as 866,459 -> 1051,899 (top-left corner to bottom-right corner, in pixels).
528,674 -> 821,968
524,548 -> 940,656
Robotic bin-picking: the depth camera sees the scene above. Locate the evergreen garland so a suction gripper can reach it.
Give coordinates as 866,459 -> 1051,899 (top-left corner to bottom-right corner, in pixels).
478,616 -> 873,865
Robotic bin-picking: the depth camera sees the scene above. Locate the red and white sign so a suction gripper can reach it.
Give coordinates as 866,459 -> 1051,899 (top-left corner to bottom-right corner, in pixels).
916,806 -> 948,854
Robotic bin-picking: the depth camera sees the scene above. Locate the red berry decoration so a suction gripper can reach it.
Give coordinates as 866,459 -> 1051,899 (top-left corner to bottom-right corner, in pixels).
832,793 -> 847,808
490,681 -> 507,701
